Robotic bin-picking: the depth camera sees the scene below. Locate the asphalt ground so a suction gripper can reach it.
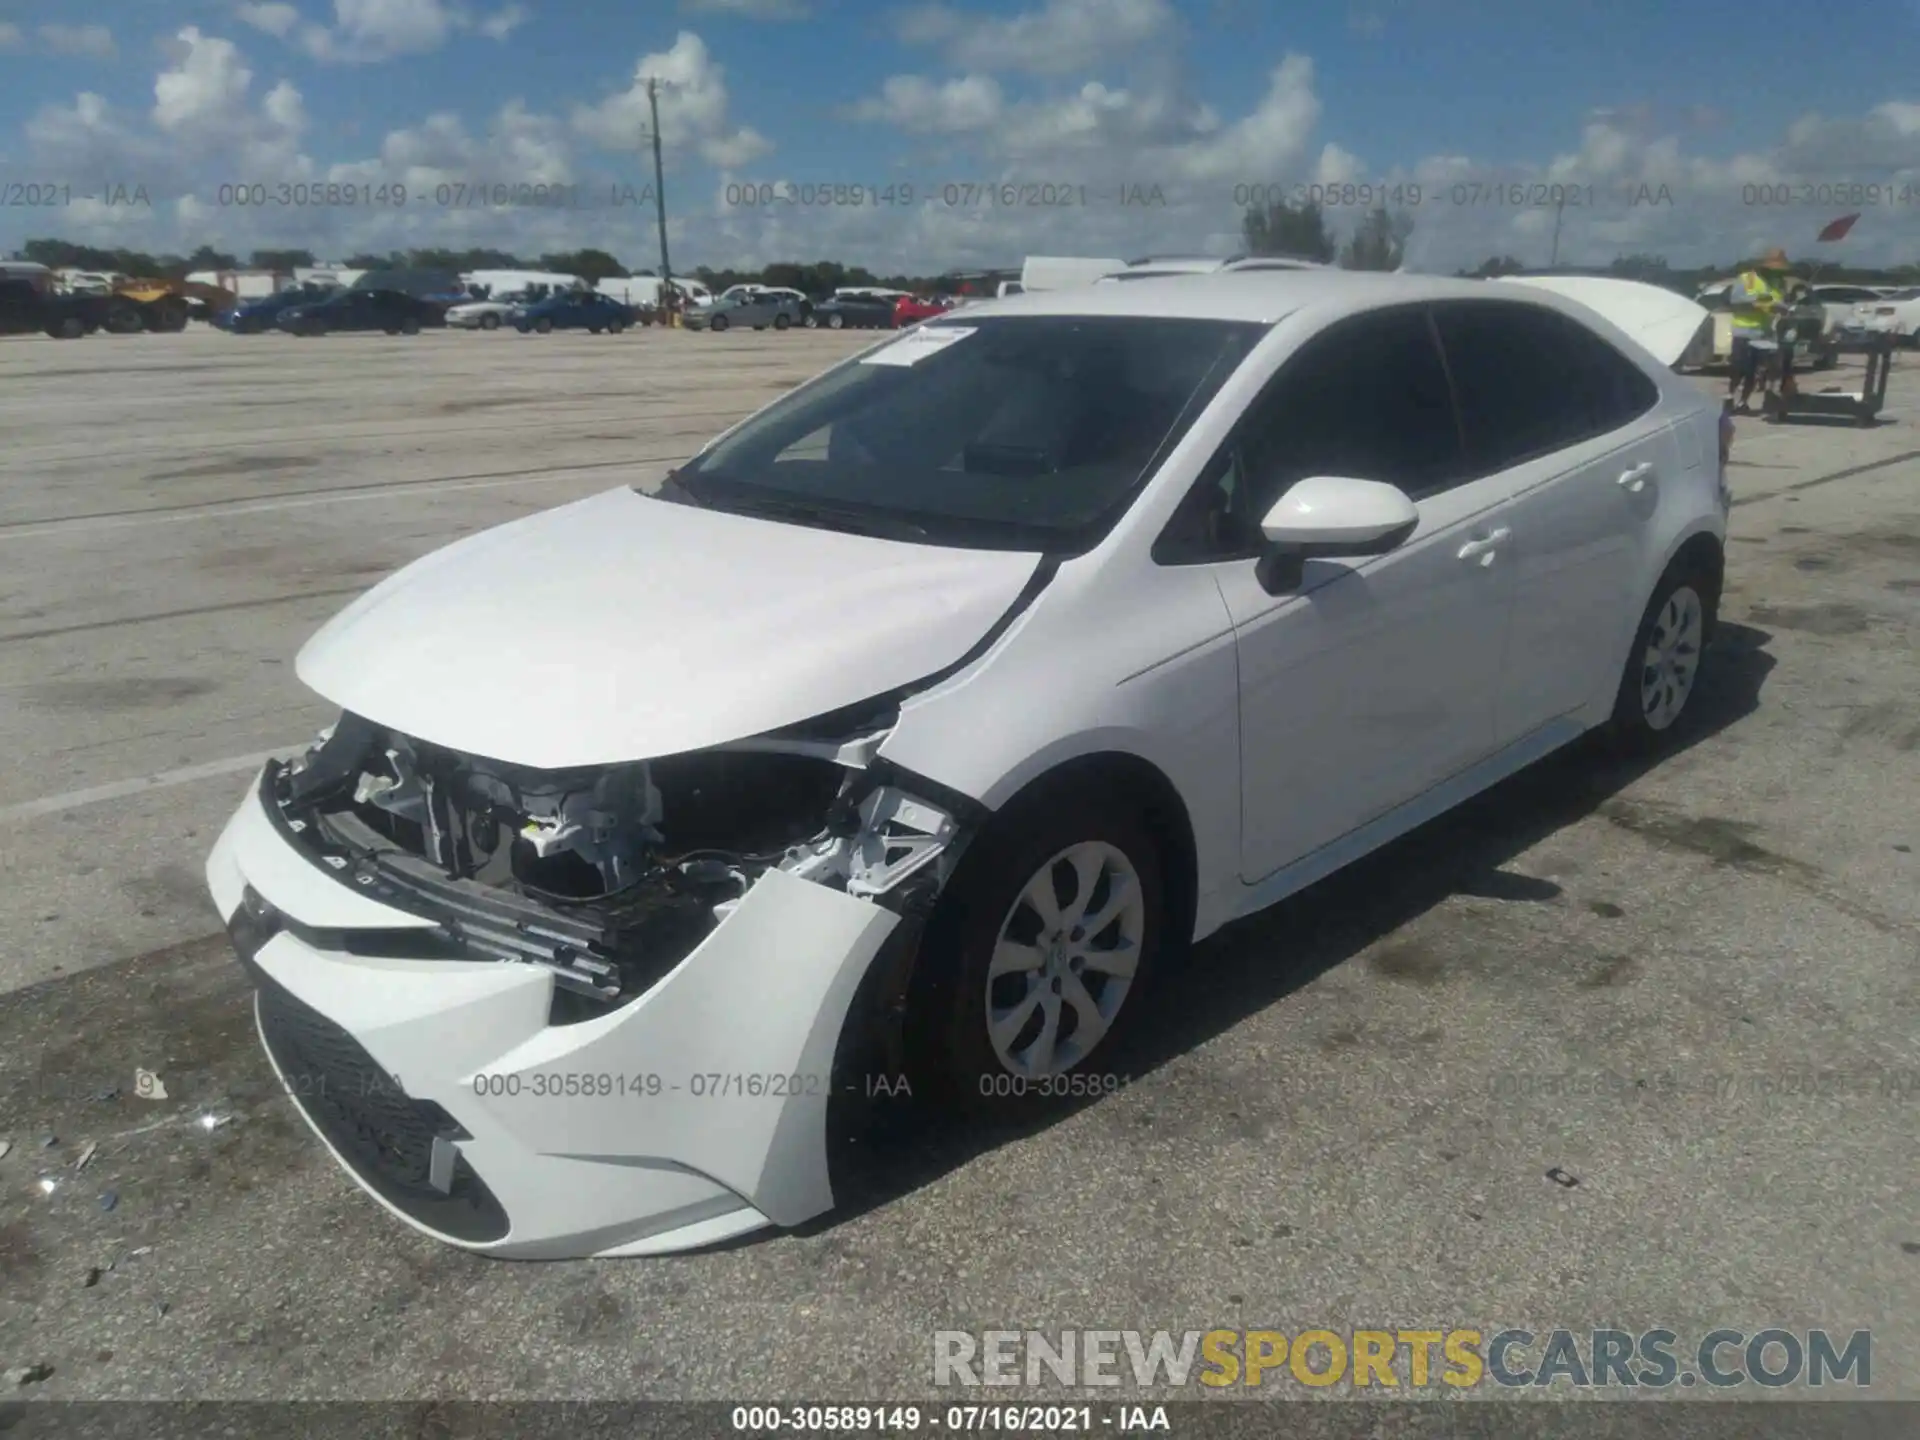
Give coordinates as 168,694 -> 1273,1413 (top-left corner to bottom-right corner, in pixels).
0,324 -> 1915,1404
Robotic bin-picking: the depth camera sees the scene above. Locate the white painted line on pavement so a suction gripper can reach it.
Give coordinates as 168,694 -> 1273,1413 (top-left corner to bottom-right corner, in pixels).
0,747 -> 301,824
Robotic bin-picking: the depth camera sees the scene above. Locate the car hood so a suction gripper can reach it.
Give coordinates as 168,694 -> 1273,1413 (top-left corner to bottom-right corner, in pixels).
295,486 -> 1043,769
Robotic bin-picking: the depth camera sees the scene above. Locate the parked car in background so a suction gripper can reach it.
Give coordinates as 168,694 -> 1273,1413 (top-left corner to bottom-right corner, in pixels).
205,268 -> 1730,1259
514,291 -> 639,334
276,288 -> 447,336
447,292 -> 534,330
807,293 -> 898,329
893,295 -> 957,326
1807,283 -> 1900,337
219,285 -> 339,334
0,261 -> 110,338
684,290 -> 807,331
1859,286 -> 1920,343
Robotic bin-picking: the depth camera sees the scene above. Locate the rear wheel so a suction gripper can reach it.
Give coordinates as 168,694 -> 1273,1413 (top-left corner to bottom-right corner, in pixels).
49,315 -> 86,340
1602,559 -> 1717,755
479,313 -> 500,331
910,789 -> 1166,1117
103,303 -> 143,335
400,316 -> 420,336
773,313 -> 791,330
608,318 -> 626,334
709,314 -> 730,332
535,317 -> 554,334
826,312 -> 844,330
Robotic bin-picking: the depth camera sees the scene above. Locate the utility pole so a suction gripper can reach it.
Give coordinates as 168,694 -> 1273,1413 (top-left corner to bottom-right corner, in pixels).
1549,196 -> 1564,267
643,77 -> 673,316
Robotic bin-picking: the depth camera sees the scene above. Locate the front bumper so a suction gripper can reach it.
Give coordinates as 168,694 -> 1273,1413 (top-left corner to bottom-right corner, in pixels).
206,768 -> 900,1258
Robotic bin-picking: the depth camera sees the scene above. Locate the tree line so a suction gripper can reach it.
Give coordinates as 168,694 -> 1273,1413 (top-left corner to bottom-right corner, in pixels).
13,201 -> 1920,296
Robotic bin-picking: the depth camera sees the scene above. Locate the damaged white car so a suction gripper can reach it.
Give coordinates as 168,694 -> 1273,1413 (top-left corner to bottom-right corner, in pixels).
207,271 -> 1730,1258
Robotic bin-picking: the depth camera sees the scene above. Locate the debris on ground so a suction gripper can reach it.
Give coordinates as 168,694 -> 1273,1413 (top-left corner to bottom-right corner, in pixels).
153,1302 -> 170,1319
1545,1167 -> 1581,1189
99,1190 -> 119,1213
198,1113 -> 233,1132
83,1267 -> 104,1288
0,1139 -> 11,1161
6,1364 -> 54,1388
126,1246 -> 152,1259
73,1141 -> 99,1172
134,1069 -> 168,1101
94,1087 -> 120,1103
39,1135 -> 58,1149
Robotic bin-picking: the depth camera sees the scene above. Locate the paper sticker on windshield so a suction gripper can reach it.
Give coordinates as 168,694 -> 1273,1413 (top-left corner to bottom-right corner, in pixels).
861,326 -> 976,367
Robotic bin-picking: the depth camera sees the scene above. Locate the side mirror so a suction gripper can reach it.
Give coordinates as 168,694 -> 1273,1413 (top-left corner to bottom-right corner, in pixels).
1255,475 -> 1419,594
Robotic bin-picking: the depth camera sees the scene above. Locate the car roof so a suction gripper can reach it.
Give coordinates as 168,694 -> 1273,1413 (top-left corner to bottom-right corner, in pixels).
942,268 -> 1562,325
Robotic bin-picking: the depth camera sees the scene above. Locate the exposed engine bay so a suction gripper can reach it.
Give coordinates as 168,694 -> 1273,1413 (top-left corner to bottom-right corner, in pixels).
268,709 -> 966,1013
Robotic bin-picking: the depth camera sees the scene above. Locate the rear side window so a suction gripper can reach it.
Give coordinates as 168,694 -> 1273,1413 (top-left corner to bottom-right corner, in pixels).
1432,301 -> 1658,473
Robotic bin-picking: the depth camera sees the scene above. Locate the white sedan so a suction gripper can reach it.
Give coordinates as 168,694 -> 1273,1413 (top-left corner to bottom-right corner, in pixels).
205,272 -> 1730,1258
444,295 -> 528,330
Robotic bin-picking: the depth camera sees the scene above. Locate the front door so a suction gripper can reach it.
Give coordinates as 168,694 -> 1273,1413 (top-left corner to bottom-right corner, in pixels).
1205,307 -> 1518,882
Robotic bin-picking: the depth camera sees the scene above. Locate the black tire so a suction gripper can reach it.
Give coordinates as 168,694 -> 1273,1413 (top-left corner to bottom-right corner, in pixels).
826,312 -> 844,330
1601,557 -> 1718,756
709,314 -> 729,332
479,313 -> 500,331
773,313 -> 791,330
535,317 -> 554,334
50,315 -> 86,340
803,313 -> 818,328
400,317 -> 420,336
588,325 -> 602,334
909,788 -> 1167,1117
608,318 -> 626,334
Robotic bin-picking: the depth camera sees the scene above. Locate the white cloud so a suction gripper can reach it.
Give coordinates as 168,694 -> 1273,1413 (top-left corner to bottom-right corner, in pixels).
479,5 -> 530,40
236,4 -> 302,39
895,0 -> 1177,77
681,0 -> 811,17
0,23 -> 25,52
39,23 -> 118,58
849,75 -> 1004,134
572,32 -> 772,168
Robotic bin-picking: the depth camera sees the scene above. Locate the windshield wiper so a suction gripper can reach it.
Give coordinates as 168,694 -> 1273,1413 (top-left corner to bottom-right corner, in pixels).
707,491 -> 932,542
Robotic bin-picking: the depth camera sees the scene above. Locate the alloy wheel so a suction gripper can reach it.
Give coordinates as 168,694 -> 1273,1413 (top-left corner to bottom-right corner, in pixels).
1640,584 -> 1704,731
985,842 -> 1145,1078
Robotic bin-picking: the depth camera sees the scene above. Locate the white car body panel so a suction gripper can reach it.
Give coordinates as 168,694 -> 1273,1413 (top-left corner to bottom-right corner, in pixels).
208,267 -> 1728,1256
1018,257 -> 1127,291
294,486 -> 1042,769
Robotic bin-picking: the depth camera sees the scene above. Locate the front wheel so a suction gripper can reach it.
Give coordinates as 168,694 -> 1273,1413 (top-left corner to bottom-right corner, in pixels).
479,313 -> 500,331
1602,560 -> 1717,755
773,313 -> 791,330
608,318 -> 626,334
535,317 -> 554,334
400,317 -> 420,336
709,314 -> 729,332
911,792 -> 1165,1116
826,312 -> 844,330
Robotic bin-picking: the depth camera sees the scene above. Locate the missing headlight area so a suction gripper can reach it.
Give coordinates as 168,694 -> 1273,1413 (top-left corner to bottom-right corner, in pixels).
270,710 -> 963,1013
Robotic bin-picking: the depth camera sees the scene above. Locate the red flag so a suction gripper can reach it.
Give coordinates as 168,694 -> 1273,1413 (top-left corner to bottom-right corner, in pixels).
1816,212 -> 1860,243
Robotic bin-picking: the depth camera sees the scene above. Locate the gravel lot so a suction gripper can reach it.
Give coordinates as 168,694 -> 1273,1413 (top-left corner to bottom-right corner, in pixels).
0,325 -> 1915,1403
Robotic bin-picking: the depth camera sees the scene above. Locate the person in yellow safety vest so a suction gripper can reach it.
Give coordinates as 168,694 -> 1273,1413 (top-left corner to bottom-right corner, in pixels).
1727,246 -> 1794,413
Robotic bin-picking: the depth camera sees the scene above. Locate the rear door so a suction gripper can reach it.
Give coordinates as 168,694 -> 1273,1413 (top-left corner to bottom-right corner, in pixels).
1430,299 -> 1671,744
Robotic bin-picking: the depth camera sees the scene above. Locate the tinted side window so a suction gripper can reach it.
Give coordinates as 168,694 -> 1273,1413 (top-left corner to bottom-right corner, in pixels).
1155,308 -> 1461,562
1240,307 -> 1463,517
1432,301 -> 1657,473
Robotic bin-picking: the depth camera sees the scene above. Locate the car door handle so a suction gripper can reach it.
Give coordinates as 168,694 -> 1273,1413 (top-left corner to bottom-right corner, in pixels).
1457,527 -> 1511,565
1617,462 -> 1655,492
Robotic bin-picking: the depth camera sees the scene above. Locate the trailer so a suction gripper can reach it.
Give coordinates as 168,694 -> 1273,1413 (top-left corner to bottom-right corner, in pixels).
1761,331 -> 1894,427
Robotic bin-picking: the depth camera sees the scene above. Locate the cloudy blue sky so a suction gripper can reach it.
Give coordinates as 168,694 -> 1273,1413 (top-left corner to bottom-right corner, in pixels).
2,0 -> 1917,272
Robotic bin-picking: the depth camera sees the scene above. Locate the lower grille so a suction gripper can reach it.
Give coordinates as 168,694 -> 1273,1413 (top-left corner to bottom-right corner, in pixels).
248,958 -> 509,1244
